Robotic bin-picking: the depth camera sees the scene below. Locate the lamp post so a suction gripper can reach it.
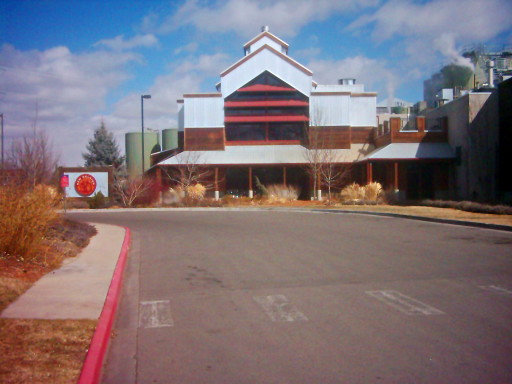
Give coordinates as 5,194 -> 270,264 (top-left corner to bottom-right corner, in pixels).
141,94 -> 151,174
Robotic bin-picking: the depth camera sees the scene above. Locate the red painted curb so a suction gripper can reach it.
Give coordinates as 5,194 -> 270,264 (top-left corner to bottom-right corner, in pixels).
78,226 -> 131,384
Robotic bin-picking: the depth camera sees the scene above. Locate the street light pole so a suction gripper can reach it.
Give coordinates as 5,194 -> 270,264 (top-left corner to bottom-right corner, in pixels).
141,94 -> 151,175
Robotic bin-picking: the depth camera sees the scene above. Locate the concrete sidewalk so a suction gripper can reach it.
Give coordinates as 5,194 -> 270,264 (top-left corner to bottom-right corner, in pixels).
1,223 -> 125,320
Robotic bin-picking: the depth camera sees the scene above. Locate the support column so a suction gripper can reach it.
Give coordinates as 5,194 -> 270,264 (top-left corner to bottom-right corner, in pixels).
248,167 -> 253,198
366,162 -> 373,184
155,167 -> 163,205
394,162 -> 399,191
317,172 -> 322,201
214,167 -> 219,200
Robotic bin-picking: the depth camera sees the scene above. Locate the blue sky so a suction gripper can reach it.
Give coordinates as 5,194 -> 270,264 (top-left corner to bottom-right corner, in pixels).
1,0 -> 511,166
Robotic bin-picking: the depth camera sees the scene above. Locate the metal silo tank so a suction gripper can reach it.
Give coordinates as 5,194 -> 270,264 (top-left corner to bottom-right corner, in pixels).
162,128 -> 178,150
125,132 -> 161,178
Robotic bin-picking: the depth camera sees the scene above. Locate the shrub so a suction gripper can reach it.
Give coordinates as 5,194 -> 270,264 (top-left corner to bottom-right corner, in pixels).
364,182 -> 383,201
0,183 -> 61,261
340,182 -> 383,204
163,187 -> 185,205
254,176 -> 268,196
266,184 -> 300,202
64,199 -> 89,209
186,184 -> 206,200
115,176 -> 155,207
340,183 -> 365,201
87,191 -> 106,209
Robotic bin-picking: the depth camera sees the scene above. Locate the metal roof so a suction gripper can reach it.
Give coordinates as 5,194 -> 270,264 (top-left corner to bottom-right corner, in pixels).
156,145 -> 360,166
363,143 -> 455,160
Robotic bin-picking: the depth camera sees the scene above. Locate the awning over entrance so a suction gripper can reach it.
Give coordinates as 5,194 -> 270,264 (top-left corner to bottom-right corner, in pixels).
362,143 -> 455,161
155,145 -> 357,166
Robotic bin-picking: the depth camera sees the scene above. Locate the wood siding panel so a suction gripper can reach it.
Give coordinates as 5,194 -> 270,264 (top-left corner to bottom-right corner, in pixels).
351,127 -> 374,144
374,117 -> 449,145
374,134 -> 391,148
307,126 -> 350,149
185,128 -> 225,151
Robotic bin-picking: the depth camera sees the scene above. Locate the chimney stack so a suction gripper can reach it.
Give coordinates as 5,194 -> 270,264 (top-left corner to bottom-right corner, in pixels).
488,60 -> 495,88
339,78 -> 356,85
261,26 -> 269,32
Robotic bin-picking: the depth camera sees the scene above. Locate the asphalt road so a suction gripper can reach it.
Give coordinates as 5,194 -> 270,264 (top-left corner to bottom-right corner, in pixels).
67,209 -> 512,384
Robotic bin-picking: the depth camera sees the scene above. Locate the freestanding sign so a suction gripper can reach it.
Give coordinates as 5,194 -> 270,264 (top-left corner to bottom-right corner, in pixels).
58,167 -> 112,198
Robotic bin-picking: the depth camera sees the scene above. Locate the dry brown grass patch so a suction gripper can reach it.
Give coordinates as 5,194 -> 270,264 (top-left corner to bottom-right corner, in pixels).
0,319 -> 97,384
0,217 -> 97,382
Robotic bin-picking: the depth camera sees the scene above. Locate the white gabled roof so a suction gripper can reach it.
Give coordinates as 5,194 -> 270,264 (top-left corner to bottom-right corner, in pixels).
363,143 -> 455,160
243,31 -> 289,49
220,44 -> 312,77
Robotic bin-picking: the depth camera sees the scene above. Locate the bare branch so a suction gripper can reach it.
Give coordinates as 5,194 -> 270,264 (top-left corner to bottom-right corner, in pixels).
9,130 -> 59,188
162,151 -> 214,193
114,176 -> 153,207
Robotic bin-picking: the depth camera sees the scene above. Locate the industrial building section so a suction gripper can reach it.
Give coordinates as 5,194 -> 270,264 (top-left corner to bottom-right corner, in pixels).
127,27 -> 507,202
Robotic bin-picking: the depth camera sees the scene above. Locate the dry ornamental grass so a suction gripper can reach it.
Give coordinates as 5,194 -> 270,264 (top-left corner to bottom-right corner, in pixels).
0,181 -> 98,383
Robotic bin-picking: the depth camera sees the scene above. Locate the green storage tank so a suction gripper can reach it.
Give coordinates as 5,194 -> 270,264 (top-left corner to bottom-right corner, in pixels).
162,128 -> 178,151
125,132 -> 161,178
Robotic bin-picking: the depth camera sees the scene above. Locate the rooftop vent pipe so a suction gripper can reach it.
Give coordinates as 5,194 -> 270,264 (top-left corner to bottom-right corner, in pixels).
261,25 -> 269,32
488,60 -> 495,88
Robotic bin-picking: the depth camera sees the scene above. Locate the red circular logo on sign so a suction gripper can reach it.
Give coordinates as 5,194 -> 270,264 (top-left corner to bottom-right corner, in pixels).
74,174 -> 97,196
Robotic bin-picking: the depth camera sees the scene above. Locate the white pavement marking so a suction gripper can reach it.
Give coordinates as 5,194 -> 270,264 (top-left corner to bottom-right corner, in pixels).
253,295 -> 308,322
366,290 -> 445,316
139,300 -> 174,329
479,285 -> 512,296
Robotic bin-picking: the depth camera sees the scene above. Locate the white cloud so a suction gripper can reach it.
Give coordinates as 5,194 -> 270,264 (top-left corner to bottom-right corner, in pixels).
309,56 -> 399,100
346,0 -> 512,97
294,47 -> 322,61
94,34 -> 159,51
159,0 -> 379,38
349,0 -> 512,66
173,42 -> 198,55
0,44 -> 139,165
349,0 -> 512,42
105,52 -> 231,153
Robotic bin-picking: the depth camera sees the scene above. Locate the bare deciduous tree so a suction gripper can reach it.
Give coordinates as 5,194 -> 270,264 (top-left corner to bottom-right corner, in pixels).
9,130 -> 59,188
304,108 -> 352,203
163,151 -> 213,193
114,176 -> 154,207
303,126 -> 323,200
319,148 -> 352,205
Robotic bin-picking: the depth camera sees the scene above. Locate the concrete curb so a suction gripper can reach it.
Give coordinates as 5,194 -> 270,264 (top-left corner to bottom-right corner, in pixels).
310,209 -> 512,232
67,207 -> 512,232
78,226 -> 131,384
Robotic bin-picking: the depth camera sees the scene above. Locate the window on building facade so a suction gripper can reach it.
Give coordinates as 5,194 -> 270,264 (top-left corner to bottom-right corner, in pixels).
268,123 -> 304,141
225,124 -> 266,141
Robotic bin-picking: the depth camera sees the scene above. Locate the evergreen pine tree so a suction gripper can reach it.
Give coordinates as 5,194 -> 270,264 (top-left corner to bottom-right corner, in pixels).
83,121 -> 125,168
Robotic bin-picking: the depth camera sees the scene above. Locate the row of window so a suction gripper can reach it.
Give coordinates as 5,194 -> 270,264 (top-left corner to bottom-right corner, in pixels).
225,123 -> 304,141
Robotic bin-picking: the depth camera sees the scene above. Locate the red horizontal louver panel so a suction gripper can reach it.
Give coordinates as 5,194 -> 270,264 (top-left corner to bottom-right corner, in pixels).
225,115 -> 309,123
237,84 -> 294,92
224,100 -> 309,108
